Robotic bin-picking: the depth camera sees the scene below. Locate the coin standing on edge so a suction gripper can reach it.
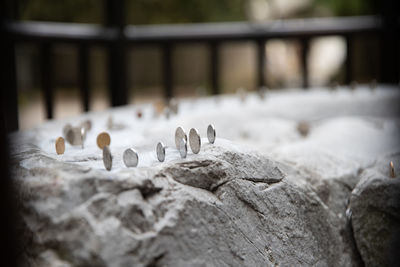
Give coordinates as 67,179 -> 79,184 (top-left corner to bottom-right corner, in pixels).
80,127 -> 86,149
103,145 -> 112,171
55,137 -> 65,155
156,142 -> 166,162
178,138 -> 187,158
207,124 -> 216,144
80,119 -> 92,131
63,123 -> 72,138
123,148 -> 139,167
66,127 -> 83,146
390,161 -> 395,178
175,127 -> 187,150
189,128 -> 201,154
169,98 -> 179,114
97,132 -> 111,149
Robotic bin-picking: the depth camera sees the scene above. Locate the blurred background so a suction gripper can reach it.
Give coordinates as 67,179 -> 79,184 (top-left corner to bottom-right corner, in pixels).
2,0 -> 399,129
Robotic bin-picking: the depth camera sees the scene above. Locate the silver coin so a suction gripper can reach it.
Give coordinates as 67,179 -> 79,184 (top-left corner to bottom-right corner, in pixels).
169,98 -> 179,114
178,138 -> 187,158
156,142 -> 166,162
80,127 -> 86,149
66,127 -> 83,146
123,148 -> 139,167
175,127 -> 187,150
63,123 -> 72,138
207,124 -> 216,144
103,145 -> 112,171
80,119 -> 92,131
189,128 -> 201,154
164,107 -> 171,119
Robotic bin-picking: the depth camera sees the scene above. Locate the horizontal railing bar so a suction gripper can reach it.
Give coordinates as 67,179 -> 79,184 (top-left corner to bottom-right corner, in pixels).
4,21 -> 117,43
4,16 -> 384,44
125,16 -> 383,42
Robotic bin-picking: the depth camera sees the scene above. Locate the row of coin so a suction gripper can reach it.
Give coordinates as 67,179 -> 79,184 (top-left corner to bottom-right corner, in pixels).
103,124 -> 215,170
55,123 -> 216,171
55,128 -> 111,155
102,124 -> 216,171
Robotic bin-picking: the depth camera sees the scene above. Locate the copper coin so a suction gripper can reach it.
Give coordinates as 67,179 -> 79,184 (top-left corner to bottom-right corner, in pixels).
390,161 -> 395,178
55,137 -> 65,155
175,127 -> 187,150
154,101 -> 165,114
97,132 -> 111,149
189,128 -> 201,154
103,145 -> 112,171
207,124 -> 216,144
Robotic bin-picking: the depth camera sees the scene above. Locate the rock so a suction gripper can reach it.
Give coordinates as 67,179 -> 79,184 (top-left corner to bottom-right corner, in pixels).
350,154 -> 400,267
164,145 -> 284,192
13,140 -> 362,266
10,88 -> 400,266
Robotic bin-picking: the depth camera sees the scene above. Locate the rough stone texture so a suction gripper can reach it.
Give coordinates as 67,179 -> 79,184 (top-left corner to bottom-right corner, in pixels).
14,141 -> 357,267
9,87 -> 400,266
350,154 -> 400,267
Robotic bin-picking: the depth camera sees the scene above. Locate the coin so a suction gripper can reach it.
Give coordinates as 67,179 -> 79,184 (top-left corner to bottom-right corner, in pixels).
164,107 -> 171,119
123,148 -> 139,167
63,123 -> 72,138
169,98 -> 178,114
156,142 -> 166,162
80,127 -> 86,149
55,137 -> 65,155
97,132 -> 111,149
189,128 -> 201,154
66,127 -> 83,146
390,161 -> 395,178
175,127 -> 187,150
153,101 -> 165,115
178,138 -> 187,158
207,124 -> 216,144
103,145 -> 112,171
80,120 -> 92,131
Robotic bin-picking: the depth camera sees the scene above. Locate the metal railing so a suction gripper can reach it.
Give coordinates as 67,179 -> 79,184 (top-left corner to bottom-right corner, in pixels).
2,0 -> 397,132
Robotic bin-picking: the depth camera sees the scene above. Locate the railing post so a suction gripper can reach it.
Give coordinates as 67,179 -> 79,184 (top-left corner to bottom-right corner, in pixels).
345,35 -> 353,85
1,0 -> 19,131
301,37 -> 310,89
104,0 -> 128,107
162,43 -> 173,100
210,41 -> 220,95
78,45 -> 90,112
40,43 -> 54,119
1,39 -> 19,131
256,39 -> 266,89
380,0 -> 399,84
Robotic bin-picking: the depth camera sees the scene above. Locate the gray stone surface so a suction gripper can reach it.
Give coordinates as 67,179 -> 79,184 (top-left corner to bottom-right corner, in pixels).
14,140 -> 360,267
350,154 -> 400,267
9,87 -> 400,266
